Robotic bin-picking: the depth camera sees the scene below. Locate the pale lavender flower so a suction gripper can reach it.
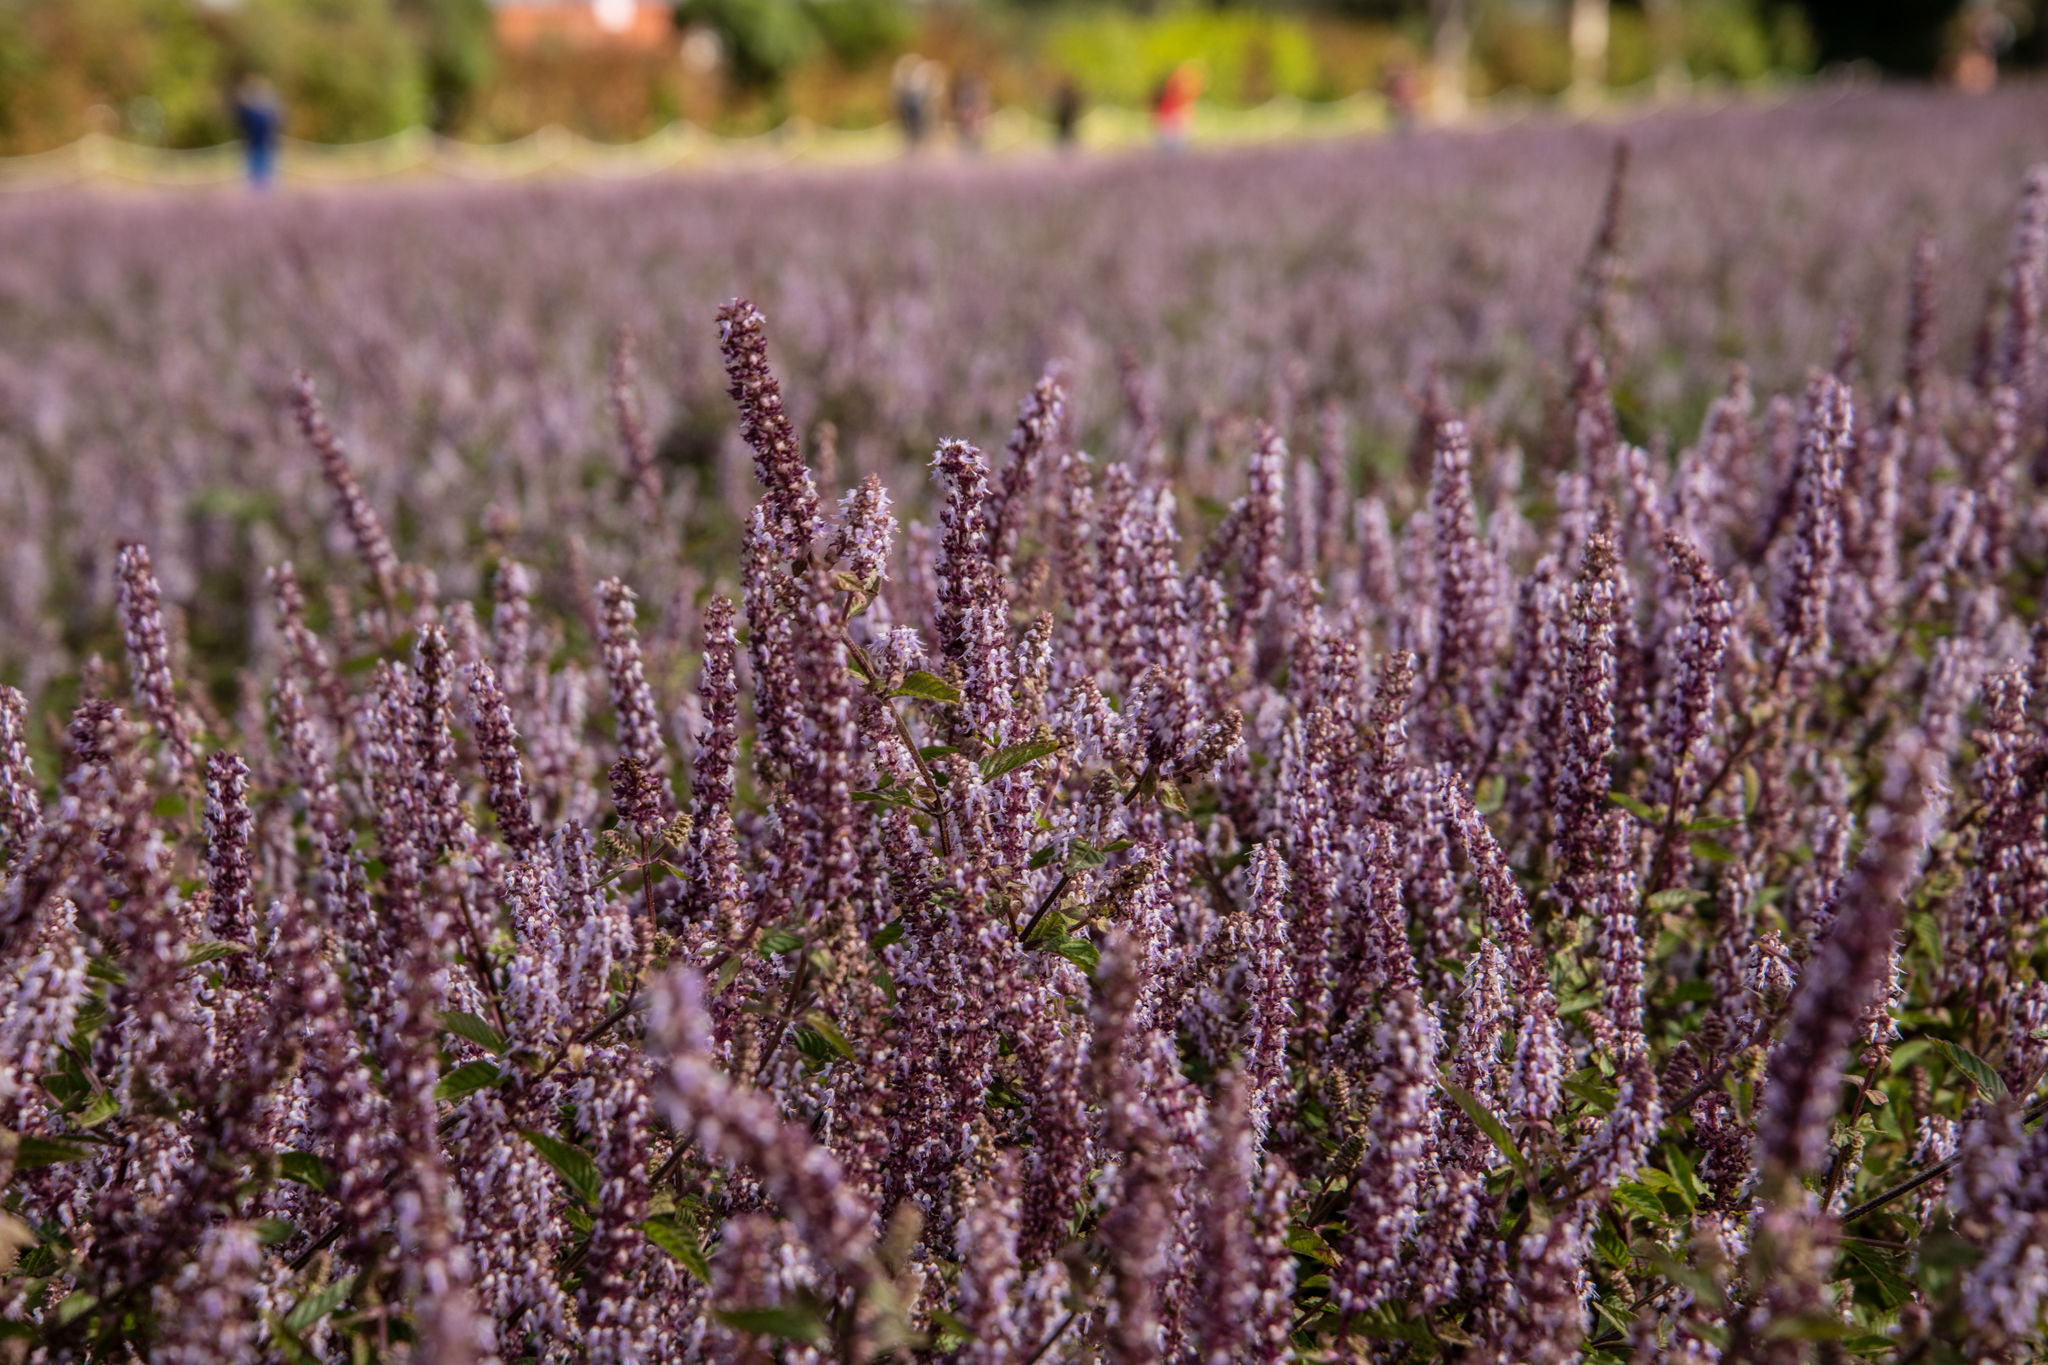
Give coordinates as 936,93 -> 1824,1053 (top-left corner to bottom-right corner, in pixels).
202,751 -> 253,953
1090,932 -> 1179,1365
1651,532 -> 1730,816
681,595 -> 743,930
1440,775 -> 1563,1127
1553,532 -> 1620,894
1997,163 -> 2046,396
1905,233 -> 1940,404
958,1151 -> 1027,1365
466,659 -> 539,854
1337,982 -> 1441,1312
988,366 -> 1066,588
1950,666 -> 2045,1013
1240,844 -> 1294,1136
1428,415 -> 1492,767
1768,372 -> 1849,680
0,899 -> 87,1123
1189,1073 -> 1296,1365
1756,734 -> 1930,1185
597,577 -> 668,803
828,473 -> 896,592
293,370 -> 401,611
149,1223 -> 262,1365
1588,810 -> 1647,1063
647,969 -> 876,1285
718,299 -> 824,559
116,541 -> 194,782
1355,495 -> 1397,610
490,557 -> 538,707
1950,1100 -> 2048,1354
610,323 -> 663,519
0,685 -> 39,856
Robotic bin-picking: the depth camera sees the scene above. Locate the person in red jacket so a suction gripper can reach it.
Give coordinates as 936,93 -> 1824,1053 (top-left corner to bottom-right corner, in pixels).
1153,62 -> 1202,151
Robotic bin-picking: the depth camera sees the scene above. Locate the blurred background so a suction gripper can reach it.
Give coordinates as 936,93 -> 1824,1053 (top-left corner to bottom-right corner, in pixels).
0,0 -> 2039,156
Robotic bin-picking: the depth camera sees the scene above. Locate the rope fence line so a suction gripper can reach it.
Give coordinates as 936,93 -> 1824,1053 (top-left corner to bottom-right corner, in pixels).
0,81 -> 1797,193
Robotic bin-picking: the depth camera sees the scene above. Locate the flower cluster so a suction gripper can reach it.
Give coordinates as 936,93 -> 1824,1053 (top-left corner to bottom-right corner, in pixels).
1,137 -> 2047,1365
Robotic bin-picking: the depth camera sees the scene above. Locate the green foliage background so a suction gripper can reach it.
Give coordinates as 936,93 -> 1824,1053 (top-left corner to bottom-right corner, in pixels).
0,0 -> 2028,153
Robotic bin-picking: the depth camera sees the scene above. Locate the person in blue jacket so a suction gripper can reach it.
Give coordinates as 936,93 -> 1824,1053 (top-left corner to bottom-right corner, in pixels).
233,76 -> 282,188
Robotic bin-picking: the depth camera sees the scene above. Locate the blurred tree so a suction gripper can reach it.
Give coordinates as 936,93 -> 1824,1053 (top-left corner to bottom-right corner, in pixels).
395,0 -> 495,131
0,0 -> 231,153
229,0 -> 426,143
675,0 -> 821,88
803,0 -> 915,70
1794,0 -> 1964,70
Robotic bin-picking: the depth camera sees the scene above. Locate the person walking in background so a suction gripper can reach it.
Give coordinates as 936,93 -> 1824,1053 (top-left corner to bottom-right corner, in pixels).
233,75 -> 282,188
1153,62 -> 1201,152
1383,60 -> 1421,132
952,72 -> 989,154
893,55 -> 945,152
1052,78 -> 1083,151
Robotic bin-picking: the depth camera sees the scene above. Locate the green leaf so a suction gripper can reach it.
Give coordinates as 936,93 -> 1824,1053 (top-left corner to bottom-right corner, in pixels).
1592,1219 -> 1630,1270
284,1275 -> 357,1333
1353,1314 -> 1434,1345
180,940 -> 248,969
889,671 -> 961,704
440,1010 -> 508,1055
917,745 -> 960,761
279,1151 -> 331,1193
435,1059 -> 503,1103
801,1011 -> 855,1060
1285,1224 -> 1339,1266
1155,779 -> 1189,815
1689,835 -> 1738,864
1839,1243 -> 1912,1311
1611,1184 -> 1671,1225
642,1215 -> 711,1283
851,787 -> 921,810
1645,888 -> 1711,911
716,955 -> 746,992
86,955 -> 125,984
715,1304 -> 827,1343
1024,910 -> 1071,949
521,1130 -> 603,1210
1641,1243 -> 1722,1306
1555,989 -> 1601,1018
1933,1040 -> 2008,1100
1606,791 -> 1662,822
14,1135 -> 93,1169
77,1091 -> 120,1128
1762,1312 -> 1859,1341
981,736 -> 1063,783
1685,815 -> 1744,832
1660,1144 -> 1700,1212
256,1218 -> 297,1246
1591,1292 -> 1635,1336
1562,1071 -> 1618,1113
757,929 -> 804,957
1474,773 -> 1507,815
54,1291 -> 97,1327
1440,1079 -> 1529,1179
1063,839 -> 1108,872
1053,936 -> 1100,971
1026,842 -> 1060,870
868,921 -> 905,950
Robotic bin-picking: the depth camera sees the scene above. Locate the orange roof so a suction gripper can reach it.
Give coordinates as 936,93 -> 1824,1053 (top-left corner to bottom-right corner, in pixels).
494,1 -> 675,53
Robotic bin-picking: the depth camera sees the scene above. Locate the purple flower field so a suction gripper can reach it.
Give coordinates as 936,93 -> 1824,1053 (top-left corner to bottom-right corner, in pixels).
2,84 -> 2048,1363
